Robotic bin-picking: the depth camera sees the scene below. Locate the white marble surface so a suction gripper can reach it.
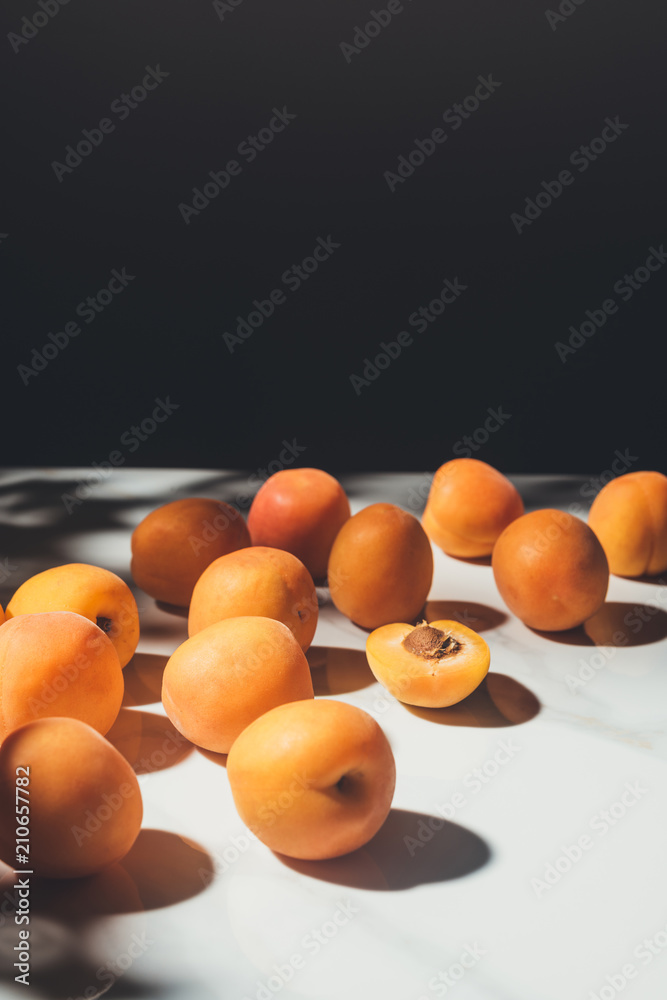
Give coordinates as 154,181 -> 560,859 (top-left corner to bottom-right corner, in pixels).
1,468 -> 666,1000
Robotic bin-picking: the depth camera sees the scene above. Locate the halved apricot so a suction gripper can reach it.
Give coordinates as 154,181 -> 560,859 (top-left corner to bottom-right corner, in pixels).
366,619 -> 490,707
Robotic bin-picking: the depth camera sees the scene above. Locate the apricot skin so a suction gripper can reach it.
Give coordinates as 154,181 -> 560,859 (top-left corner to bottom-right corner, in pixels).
248,468 -> 351,584
162,616 -> 314,754
366,619 -> 490,708
188,546 -> 318,651
6,563 -> 139,668
0,612 -> 124,741
492,509 -> 609,631
422,458 -> 524,558
327,503 -> 433,630
587,471 -> 667,577
227,699 -> 396,860
0,717 -> 143,878
131,497 -> 250,607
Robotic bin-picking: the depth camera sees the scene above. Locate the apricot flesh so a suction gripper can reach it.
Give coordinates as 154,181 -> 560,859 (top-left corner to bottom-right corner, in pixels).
248,468 -> 350,583
587,471 -> 667,577
0,611 -> 124,741
492,508 -> 609,631
162,616 -> 314,754
327,503 -> 433,630
366,619 -> 490,708
6,563 -> 139,667
188,546 -> 317,650
0,717 -> 143,878
131,497 -> 250,606
422,458 -> 524,558
227,699 -> 396,860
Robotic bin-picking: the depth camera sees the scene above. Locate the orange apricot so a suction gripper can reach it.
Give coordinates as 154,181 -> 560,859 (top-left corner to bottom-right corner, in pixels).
188,546 -> 317,650
0,612 -> 124,741
422,458 -> 524,558
327,503 -> 433,630
492,508 -> 609,631
587,471 -> 667,577
131,497 -> 250,606
6,563 -> 139,667
162,616 -> 314,754
366,619 -> 490,707
247,468 -> 350,583
227,699 -> 396,860
0,717 -> 142,878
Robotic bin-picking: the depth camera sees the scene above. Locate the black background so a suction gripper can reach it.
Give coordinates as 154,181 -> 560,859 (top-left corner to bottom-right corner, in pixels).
3,0 -> 665,475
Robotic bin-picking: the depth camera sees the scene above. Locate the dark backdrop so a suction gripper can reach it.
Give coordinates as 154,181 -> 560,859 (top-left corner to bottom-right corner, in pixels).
3,0 -> 665,475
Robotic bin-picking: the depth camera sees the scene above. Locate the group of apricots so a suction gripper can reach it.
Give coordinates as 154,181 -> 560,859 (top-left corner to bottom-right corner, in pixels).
0,460 -> 666,875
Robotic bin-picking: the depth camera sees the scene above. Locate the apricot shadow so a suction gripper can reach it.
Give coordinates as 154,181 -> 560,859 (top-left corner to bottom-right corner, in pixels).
445,553 -> 493,568
106,708 -> 194,774
424,600 -> 508,633
197,746 -> 229,768
531,602 -> 667,647
306,645 -> 376,695
156,600 -> 189,618
404,673 -> 540,728
276,809 -> 490,890
122,651 -> 169,706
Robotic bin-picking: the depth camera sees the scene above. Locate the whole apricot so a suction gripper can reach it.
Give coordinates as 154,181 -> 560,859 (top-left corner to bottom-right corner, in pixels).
6,563 -> 139,667
327,503 -> 433,630
247,468 -> 350,583
131,497 -> 250,607
422,458 -> 524,558
162,616 -> 314,754
0,717 -> 142,878
587,471 -> 667,577
0,612 -> 124,741
188,546 -> 317,650
492,509 -> 609,631
366,619 -> 490,707
227,699 -> 396,860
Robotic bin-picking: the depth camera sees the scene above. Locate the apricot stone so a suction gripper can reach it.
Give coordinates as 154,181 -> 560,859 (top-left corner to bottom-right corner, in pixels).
6,563 -> 139,667
0,611 -> 124,741
492,508 -> 609,631
327,503 -> 433,630
131,497 -> 250,606
227,699 -> 396,860
422,458 -> 524,558
162,616 -> 314,754
0,717 -> 142,878
588,471 -> 667,577
248,468 -> 350,583
188,546 -> 318,650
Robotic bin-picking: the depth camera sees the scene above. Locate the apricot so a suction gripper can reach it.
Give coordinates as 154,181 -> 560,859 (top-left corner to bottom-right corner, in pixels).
0,717 -> 142,878
247,468 -> 350,583
422,458 -> 524,558
0,612 -> 124,741
162,616 -> 314,754
131,497 -> 250,607
6,563 -> 139,667
366,619 -> 490,707
492,508 -> 609,631
188,546 -> 317,650
587,471 -> 667,577
227,699 -> 395,860
327,503 -> 433,630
